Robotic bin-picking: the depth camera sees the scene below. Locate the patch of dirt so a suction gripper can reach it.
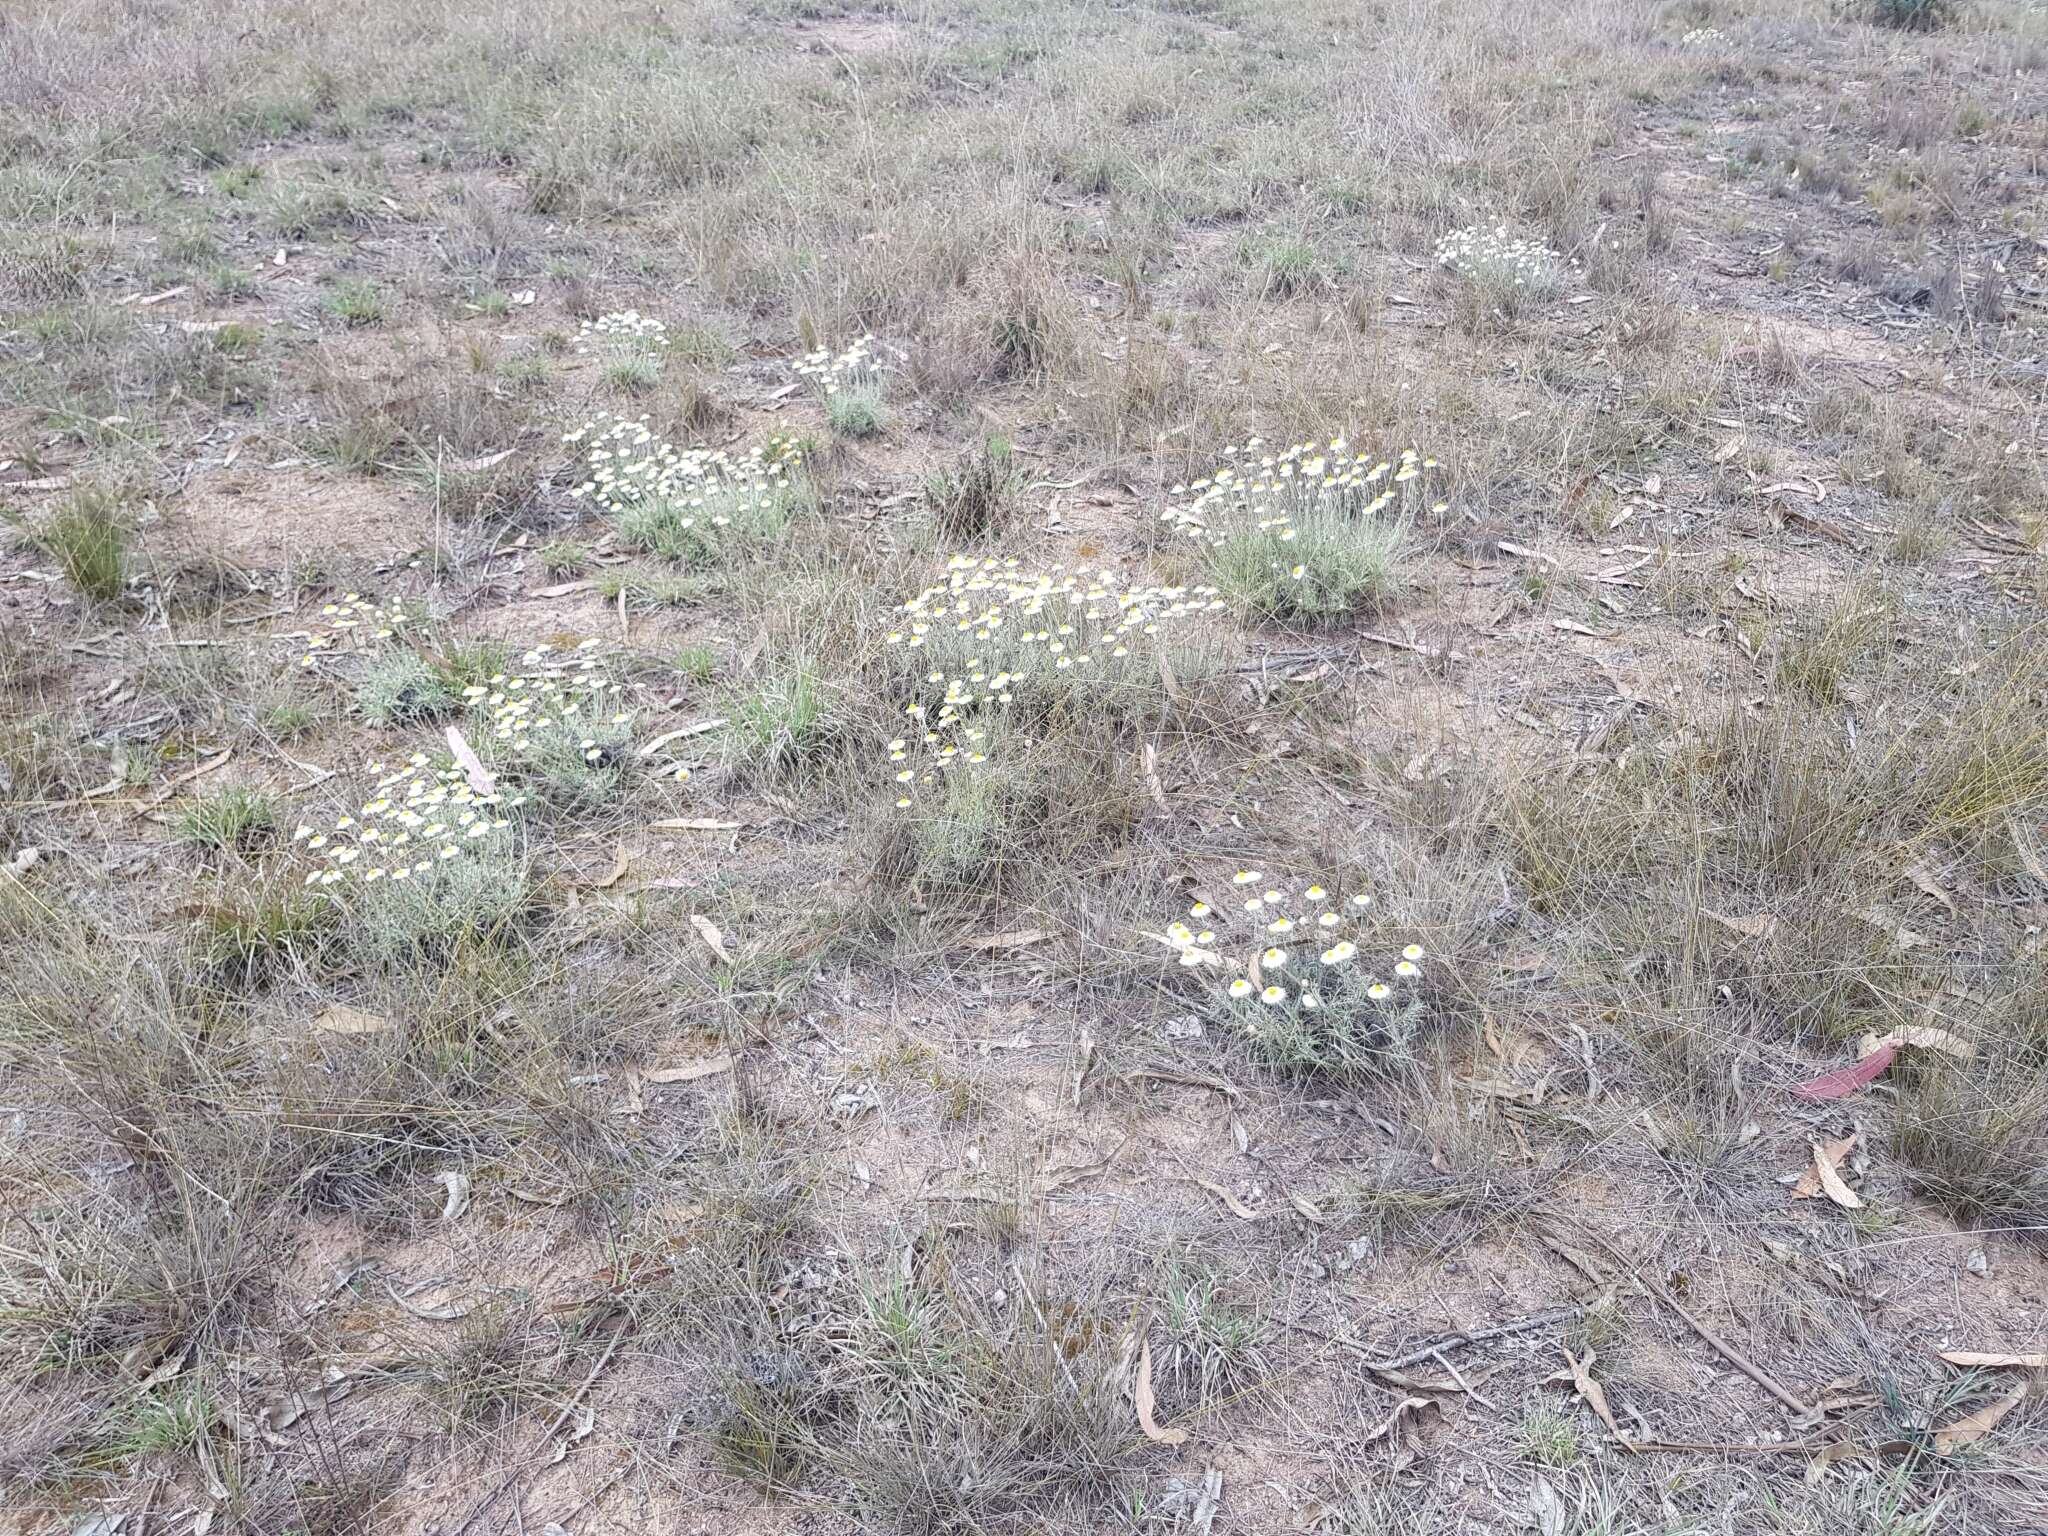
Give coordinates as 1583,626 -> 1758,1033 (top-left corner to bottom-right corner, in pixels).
789,16 -> 907,57
163,465 -> 429,570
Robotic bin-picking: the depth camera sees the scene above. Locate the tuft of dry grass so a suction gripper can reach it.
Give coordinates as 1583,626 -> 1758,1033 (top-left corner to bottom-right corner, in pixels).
38,483 -> 131,602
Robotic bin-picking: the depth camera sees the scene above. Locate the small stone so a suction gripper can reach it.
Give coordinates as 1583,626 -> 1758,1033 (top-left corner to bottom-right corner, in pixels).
1966,1249 -> 1991,1278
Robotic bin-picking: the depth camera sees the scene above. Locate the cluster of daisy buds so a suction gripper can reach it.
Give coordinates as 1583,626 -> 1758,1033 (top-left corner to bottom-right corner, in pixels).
1680,26 -> 1726,47
1150,870 -> 1423,1012
294,752 -> 521,888
1431,225 -> 1575,297
293,593 -> 415,669
792,333 -> 902,396
1161,439 -> 1444,551
561,412 -> 801,524
576,311 -> 669,354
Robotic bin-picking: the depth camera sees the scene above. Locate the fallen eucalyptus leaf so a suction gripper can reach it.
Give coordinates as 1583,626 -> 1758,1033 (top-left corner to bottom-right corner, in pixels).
1933,1380 -> 2029,1455
643,1055 -> 734,1085
1791,1135 -> 1861,1208
1135,1333 -> 1189,1446
444,726 -> 495,797
1361,1394 -> 1442,1451
435,1170 -> 470,1222
312,1004 -> 396,1037
1940,1350 -> 2048,1370
1190,1177 -> 1261,1221
690,914 -> 732,963
1550,1347 -> 1622,1437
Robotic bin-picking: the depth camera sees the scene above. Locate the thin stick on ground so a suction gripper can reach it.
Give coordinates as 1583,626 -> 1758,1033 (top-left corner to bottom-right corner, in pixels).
1291,1304 -> 1583,1373
1619,1255 -> 1819,1420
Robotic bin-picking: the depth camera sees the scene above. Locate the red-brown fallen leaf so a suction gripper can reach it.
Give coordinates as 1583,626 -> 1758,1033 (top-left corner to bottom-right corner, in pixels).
1792,1044 -> 1896,1101
1794,1024 -> 1973,1100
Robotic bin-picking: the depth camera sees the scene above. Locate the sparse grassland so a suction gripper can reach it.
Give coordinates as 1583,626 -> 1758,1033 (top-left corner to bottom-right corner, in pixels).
2,0 -> 2047,1532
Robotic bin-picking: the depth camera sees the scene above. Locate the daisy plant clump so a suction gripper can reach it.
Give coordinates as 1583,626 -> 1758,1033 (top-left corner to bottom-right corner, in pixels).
1432,225 -> 1577,311
1150,872 -> 1428,1080
287,594 -> 456,726
578,309 -> 670,392
881,555 -> 1229,812
292,750 -> 523,892
460,638 -> 662,810
1162,438 -> 1444,624
563,412 -> 806,565
794,333 -> 902,438
293,592 -> 419,670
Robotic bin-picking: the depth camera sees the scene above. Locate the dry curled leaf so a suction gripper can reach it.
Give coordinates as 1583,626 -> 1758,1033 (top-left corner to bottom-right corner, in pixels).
1904,862 -> 1957,918
584,844 -> 631,890
142,747 -> 232,811
444,726 -> 495,797
1791,1135 -> 1860,1207
1804,1438 -> 1872,1484
1701,908 -> 1779,942
638,719 -> 726,756
1550,1348 -> 1622,1437
1361,1395 -> 1442,1451
964,928 -> 1047,952
1860,1024 -> 1972,1060
1140,740 -> 1170,818
1135,1333 -> 1189,1446
435,1170 -> 471,1222
689,914 -> 731,963
1190,1177 -> 1262,1221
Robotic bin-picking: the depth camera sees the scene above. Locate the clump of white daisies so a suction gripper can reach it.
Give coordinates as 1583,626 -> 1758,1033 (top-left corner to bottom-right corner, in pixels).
577,310 -> 669,354
1151,870 -> 1428,1078
578,310 -> 672,392
562,412 -> 806,563
293,751 -> 520,890
881,555 -> 1229,809
1161,438 -> 1444,624
794,334 -> 903,438
1432,225 -> 1576,308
